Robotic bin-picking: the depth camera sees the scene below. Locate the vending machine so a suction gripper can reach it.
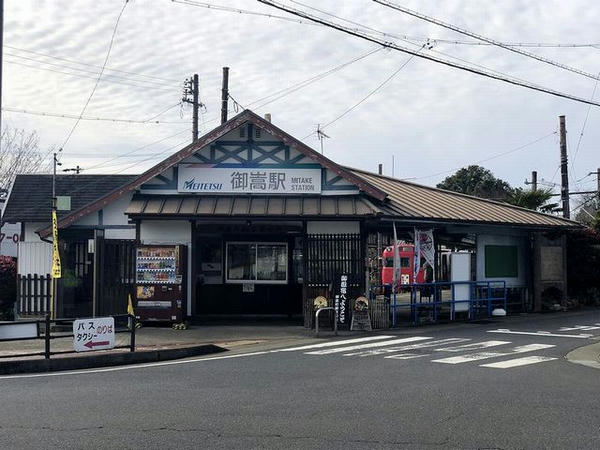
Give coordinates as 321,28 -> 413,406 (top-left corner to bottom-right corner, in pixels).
135,244 -> 187,323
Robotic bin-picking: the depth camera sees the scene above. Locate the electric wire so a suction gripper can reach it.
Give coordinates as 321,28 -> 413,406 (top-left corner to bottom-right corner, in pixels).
302,47 -> 422,140
56,0 -> 130,158
257,1 -> 600,108
373,0 -> 600,83
3,45 -> 181,83
4,52 -> 177,88
2,107 -> 187,124
413,131 -> 557,181
4,60 -> 175,91
571,72 -> 600,178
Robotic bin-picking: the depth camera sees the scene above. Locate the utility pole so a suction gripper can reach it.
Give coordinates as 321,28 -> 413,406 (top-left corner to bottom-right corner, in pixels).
0,0 -> 4,140
221,67 -> 230,125
590,168 -> 600,202
51,152 -> 61,320
559,115 -> 570,218
182,74 -> 202,142
525,170 -> 537,191
316,124 -> 330,154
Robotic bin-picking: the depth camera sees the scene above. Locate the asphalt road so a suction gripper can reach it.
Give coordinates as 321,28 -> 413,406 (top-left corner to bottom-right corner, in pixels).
2,311 -> 600,450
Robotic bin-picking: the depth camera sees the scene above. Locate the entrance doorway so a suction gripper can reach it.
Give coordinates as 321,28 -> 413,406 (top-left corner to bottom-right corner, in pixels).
193,223 -> 303,317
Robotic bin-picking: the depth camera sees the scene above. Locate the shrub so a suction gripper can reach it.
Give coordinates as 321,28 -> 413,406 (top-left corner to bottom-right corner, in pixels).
0,256 -> 17,320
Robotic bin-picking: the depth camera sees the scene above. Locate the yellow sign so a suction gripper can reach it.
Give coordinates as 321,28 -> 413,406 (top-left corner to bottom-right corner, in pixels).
51,211 -> 61,279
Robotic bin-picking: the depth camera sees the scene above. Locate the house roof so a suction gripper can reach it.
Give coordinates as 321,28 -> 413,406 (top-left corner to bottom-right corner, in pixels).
348,167 -> 578,228
126,194 -> 382,218
1,174 -> 136,224
39,109 -> 387,237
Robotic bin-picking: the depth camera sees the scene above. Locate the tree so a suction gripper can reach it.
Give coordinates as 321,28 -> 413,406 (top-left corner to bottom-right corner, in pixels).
437,165 -> 513,201
0,127 -> 48,197
574,194 -> 599,227
507,187 -> 558,213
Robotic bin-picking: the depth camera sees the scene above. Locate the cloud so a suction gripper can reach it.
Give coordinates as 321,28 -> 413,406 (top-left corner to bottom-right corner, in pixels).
3,0 -> 599,194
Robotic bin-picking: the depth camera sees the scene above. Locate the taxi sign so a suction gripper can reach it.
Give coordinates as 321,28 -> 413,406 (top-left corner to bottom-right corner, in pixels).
73,317 -> 115,352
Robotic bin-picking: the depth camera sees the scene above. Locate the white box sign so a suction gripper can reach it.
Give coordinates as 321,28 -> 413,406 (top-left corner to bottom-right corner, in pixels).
178,165 -> 322,194
73,317 -> 116,352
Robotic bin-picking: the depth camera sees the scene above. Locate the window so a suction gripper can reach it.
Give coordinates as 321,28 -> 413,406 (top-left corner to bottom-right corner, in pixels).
255,127 -> 261,138
239,127 -> 246,138
400,257 -> 410,268
485,245 -> 518,278
226,242 -> 287,284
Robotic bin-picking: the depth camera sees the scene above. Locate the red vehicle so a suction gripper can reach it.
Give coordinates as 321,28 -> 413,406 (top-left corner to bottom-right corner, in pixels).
381,243 -> 426,286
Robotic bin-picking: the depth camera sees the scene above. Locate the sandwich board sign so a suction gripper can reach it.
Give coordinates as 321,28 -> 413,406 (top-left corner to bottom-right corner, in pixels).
73,317 -> 115,352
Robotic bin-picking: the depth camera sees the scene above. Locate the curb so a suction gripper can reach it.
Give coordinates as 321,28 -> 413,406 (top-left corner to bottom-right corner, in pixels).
565,341 -> 600,370
0,344 -> 227,375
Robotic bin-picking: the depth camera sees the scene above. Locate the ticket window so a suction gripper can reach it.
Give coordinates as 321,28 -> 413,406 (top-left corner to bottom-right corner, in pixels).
198,239 -> 223,284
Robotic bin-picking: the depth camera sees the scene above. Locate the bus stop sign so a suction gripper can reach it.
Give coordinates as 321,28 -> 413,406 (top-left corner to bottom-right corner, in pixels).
73,317 -> 115,352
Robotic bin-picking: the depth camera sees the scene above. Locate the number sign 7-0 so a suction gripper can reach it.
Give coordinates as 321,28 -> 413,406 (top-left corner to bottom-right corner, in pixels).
73,317 -> 116,352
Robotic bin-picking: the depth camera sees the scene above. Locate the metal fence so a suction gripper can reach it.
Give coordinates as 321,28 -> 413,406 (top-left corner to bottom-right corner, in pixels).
0,314 -> 136,360
370,281 -> 507,326
17,274 -> 51,316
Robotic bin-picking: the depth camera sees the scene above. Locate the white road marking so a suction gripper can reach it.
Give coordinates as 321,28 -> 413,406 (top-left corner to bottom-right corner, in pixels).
305,336 -> 432,355
432,343 -> 555,364
480,356 -> 558,368
343,338 -> 470,357
384,353 -> 428,360
559,324 -> 600,331
488,329 -> 593,339
433,340 -> 510,352
275,335 -> 395,352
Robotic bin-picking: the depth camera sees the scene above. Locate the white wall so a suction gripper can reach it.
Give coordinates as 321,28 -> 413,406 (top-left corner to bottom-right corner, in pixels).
307,221 -> 360,234
140,220 -> 192,315
476,233 -> 529,287
0,222 -> 21,257
18,242 -> 52,275
23,222 -> 48,242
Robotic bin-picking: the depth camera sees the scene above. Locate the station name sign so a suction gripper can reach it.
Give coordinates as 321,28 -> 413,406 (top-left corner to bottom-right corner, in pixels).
178,165 -> 322,194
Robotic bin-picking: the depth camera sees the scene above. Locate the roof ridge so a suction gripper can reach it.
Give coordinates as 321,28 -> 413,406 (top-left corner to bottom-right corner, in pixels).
346,165 -> 579,225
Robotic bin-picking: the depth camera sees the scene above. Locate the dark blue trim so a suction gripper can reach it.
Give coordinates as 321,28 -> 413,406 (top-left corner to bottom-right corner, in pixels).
98,209 -> 103,226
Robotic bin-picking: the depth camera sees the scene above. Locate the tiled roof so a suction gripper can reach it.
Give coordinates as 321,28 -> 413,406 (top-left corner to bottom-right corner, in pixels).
126,194 -> 381,217
349,168 -> 578,228
1,174 -> 137,223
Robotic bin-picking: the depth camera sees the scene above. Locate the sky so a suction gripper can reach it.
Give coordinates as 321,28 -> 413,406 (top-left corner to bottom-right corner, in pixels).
3,0 -> 600,201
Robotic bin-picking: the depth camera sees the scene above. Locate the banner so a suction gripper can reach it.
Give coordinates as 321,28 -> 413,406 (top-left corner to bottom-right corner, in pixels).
51,211 -> 61,279
392,222 -> 401,291
414,228 -> 434,281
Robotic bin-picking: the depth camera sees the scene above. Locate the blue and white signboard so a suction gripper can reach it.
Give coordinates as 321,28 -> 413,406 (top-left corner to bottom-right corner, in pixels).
177,165 -> 322,194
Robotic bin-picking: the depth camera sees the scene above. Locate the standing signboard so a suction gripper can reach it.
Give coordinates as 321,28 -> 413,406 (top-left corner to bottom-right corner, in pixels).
73,317 -> 115,352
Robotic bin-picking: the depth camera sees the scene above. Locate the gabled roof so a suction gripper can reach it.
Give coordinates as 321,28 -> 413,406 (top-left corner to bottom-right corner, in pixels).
1,174 -> 136,224
348,167 -> 579,228
39,110 -> 387,237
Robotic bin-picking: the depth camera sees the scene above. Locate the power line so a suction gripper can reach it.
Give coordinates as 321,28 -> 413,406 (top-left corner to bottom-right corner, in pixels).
413,131 -> 557,181
57,0 -> 129,158
3,44 -> 181,83
2,106 -> 187,124
258,1 -> 600,108
303,47 -> 423,140
4,52 -> 176,88
373,0 -> 600,83
84,128 -> 191,171
571,71 -> 600,178
4,60 -> 174,91
172,0 -> 321,26
248,47 -> 383,110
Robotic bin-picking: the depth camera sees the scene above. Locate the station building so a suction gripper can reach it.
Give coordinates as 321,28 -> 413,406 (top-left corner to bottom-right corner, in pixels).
1,110 -> 578,326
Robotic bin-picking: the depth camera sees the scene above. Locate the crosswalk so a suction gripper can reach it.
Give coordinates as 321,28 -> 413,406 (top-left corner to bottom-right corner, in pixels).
278,336 -> 559,369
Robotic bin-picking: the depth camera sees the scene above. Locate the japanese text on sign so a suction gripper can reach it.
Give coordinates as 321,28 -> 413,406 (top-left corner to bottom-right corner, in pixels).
177,166 -> 322,194
73,317 -> 115,352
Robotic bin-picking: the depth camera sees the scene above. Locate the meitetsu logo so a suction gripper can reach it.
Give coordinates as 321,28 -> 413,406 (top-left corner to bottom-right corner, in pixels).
182,178 -> 223,191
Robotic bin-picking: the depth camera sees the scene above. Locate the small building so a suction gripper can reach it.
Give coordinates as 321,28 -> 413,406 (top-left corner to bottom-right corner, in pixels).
1,110 -> 578,324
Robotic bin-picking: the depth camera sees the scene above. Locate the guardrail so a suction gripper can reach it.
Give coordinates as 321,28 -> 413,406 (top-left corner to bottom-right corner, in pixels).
0,314 -> 136,360
371,281 -> 507,326
315,307 -> 338,337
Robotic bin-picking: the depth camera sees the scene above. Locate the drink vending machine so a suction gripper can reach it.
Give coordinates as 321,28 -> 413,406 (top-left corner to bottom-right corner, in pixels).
135,244 -> 187,322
